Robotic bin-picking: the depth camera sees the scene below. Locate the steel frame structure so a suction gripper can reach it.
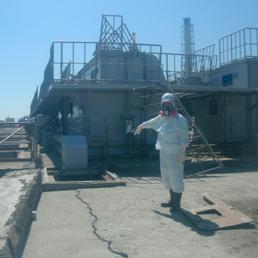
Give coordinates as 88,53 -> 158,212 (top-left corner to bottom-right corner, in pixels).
99,15 -> 134,51
36,15 -> 216,105
181,18 -> 195,75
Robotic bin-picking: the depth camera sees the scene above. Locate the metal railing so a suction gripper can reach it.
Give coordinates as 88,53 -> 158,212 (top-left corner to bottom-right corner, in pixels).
219,27 -> 258,66
36,41 -> 214,99
0,126 -> 27,145
157,52 -> 213,82
0,118 -> 39,163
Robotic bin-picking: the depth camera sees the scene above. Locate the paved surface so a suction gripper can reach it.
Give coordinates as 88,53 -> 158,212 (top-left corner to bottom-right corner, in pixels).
22,169 -> 258,258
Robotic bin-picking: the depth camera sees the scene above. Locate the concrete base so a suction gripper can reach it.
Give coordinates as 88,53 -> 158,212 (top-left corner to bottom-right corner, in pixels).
41,168 -> 127,192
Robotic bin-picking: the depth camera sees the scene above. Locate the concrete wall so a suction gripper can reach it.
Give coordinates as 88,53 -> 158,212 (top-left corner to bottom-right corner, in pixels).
183,95 -> 224,143
224,94 -> 248,142
248,60 -> 258,88
249,94 -> 258,142
183,93 -> 258,144
99,51 -> 126,80
210,61 -> 249,88
78,51 -> 164,82
208,59 -> 258,89
53,89 -> 160,157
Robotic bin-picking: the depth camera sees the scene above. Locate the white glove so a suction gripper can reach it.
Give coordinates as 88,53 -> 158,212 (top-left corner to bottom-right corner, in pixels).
134,124 -> 144,135
177,146 -> 186,163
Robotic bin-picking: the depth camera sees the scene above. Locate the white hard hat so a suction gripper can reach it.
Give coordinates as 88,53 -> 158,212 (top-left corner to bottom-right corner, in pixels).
161,93 -> 175,104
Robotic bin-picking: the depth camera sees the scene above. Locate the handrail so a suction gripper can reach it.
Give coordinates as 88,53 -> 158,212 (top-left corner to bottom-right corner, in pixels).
0,126 -> 26,145
0,118 -> 35,145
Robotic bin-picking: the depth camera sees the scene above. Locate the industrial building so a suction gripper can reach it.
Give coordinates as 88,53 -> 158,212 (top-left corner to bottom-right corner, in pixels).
1,9 -> 258,258
181,27 -> 258,155
30,15 -> 258,171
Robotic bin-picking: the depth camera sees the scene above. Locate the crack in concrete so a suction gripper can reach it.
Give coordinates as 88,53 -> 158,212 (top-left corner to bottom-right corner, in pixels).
75,189 -> 129,258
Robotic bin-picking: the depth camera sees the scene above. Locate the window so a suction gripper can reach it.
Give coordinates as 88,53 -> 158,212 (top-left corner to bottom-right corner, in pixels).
209,99 -> 218,116
222,74 -> 233,86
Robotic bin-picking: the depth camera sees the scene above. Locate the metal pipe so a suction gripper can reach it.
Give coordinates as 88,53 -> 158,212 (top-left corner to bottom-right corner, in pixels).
60,42 -> 63,76
72,42 -> 75,76
244,29 -> 246,57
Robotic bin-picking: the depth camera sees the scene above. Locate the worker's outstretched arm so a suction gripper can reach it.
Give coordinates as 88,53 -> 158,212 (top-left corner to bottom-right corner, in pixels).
134,115 -> 161,135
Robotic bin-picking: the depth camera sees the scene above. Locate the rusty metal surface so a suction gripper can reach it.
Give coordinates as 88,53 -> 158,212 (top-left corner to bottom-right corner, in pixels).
182,193 -> 253,231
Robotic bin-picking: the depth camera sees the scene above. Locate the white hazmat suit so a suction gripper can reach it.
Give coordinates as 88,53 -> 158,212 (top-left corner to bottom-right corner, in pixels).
136,112 -> 189,193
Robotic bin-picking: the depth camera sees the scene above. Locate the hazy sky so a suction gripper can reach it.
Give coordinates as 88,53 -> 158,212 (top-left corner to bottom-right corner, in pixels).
1,0 -> 258,120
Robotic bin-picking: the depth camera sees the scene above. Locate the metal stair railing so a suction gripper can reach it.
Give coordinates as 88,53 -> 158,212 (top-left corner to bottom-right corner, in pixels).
0,118 -> 35,145
0,126 -> 27,145
0,118 -> 38,163
166,80 -> 224,177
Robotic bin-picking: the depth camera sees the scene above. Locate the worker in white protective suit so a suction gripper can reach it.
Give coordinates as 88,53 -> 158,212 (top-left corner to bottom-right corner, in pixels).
135,93 -> 189,212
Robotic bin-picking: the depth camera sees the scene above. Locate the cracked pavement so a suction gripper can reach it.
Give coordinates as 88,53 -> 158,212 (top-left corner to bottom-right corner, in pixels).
22,170 -> 258,258
75,189 -> 129,258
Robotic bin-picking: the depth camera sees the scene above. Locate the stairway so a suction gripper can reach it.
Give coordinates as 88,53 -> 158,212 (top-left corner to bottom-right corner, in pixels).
166,83 -> 223,176
0,123 -> 32,162
141,85 -> 223,176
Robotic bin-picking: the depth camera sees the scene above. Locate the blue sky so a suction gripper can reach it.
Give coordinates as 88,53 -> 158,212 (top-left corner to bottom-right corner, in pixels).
1,0 -> 258,120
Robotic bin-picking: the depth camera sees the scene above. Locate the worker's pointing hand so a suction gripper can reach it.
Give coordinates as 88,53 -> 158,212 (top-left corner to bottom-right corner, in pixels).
134,124 -> 143,135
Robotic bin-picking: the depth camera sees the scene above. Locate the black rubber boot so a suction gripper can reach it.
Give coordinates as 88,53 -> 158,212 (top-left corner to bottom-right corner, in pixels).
161,190 -> 173,207
170,192 -> 182,212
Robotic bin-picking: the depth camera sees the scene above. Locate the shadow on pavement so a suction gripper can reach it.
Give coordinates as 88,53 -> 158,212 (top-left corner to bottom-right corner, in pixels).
152,209 -> 215,236
152,208 -> 256,234
0,163 -> 35,177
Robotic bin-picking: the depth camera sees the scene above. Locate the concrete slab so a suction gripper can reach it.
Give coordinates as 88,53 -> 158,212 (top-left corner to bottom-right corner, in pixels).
22,191 -> 121,258
0,169 -> 41,258
21,170 -> 258,258
41,167 -> 127,191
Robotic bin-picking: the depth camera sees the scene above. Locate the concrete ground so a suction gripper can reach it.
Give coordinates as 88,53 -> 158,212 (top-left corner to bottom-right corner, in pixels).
22,163 -> 258,258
